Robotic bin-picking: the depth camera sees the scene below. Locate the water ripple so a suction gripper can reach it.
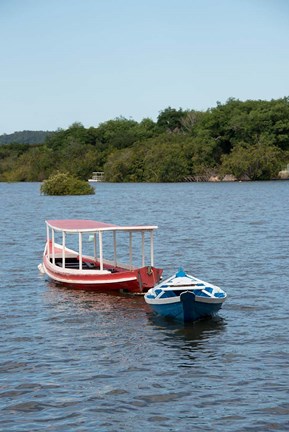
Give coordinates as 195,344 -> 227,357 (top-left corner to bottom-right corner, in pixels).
1,182 -> 289,431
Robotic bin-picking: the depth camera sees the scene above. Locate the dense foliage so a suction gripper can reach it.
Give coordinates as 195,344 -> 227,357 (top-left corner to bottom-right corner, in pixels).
1,98 -> 289,182
40,172 -> 95,195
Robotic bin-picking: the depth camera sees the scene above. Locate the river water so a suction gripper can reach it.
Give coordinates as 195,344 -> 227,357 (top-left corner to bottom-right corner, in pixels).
0,181 -> 289,431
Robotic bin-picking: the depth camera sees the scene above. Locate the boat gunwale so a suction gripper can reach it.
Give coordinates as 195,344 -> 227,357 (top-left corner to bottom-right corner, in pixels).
145,290 -> 227,305
43,261 -> 138,285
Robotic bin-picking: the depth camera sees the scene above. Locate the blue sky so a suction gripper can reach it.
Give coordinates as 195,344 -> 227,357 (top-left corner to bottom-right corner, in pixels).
1,0 -> 289,134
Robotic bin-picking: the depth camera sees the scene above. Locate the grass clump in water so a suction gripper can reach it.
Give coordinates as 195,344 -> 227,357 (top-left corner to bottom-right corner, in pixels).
40,172 -> 95,195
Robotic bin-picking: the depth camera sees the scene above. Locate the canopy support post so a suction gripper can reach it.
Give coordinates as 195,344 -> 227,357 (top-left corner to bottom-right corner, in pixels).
99,231 -> 103,270
79,232 -> 83,270
52,229 -> 55,265
62,231 -> 66,268
113,231 -> 117,266
150,231 -> 154,267
93,233 -> 97,261
129,232 -> 133,269
46,224 -> 50,259
142,232 -> 145,267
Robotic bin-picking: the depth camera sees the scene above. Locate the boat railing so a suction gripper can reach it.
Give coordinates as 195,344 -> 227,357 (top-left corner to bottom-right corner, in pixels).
45,221 -> 157,272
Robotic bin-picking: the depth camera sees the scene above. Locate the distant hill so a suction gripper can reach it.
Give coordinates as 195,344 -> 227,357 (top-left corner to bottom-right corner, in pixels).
0,130 -> 54,145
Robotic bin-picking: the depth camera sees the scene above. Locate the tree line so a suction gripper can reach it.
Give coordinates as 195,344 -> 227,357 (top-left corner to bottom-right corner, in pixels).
1,97 -> 289,182
0,130 -> 52,145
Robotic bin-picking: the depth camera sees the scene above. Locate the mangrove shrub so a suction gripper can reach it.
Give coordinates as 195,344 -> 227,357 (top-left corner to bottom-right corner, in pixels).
40,172 -> 95,195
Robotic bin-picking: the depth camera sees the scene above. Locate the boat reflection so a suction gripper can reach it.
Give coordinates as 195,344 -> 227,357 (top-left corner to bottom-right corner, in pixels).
146,310 -> 226,348
43,280 -> 146,315
43,280 -> 226,358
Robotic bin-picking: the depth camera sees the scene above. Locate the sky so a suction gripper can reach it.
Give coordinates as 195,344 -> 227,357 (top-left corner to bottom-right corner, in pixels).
1,0 -> 289,134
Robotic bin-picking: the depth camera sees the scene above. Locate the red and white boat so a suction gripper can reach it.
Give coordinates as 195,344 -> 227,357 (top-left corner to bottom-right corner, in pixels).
38,219 -> 163,293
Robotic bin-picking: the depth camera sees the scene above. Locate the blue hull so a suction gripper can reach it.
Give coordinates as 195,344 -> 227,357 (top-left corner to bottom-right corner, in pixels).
149,291 -> 223,323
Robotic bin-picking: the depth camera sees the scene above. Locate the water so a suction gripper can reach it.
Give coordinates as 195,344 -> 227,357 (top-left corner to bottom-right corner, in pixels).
1,181 -> 289,431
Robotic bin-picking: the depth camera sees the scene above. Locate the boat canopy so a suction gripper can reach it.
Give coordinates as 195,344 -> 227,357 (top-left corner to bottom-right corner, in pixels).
46,220 -> 158,232
45,219 -> 158,271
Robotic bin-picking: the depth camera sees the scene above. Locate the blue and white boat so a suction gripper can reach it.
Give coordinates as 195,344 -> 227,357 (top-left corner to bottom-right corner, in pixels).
144,268 -> 227,323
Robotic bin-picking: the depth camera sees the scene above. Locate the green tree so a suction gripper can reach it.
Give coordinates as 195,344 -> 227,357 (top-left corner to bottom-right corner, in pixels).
2,97 -> 289,183
94,117 -> 140,149
1,145 -> 54,181
221,140 -> 283,180
157,107 -> 188,132
104,148 -> 135,182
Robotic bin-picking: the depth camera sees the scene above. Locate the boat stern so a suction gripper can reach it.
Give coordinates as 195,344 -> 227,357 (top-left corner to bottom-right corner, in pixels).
137,266 -> 163,291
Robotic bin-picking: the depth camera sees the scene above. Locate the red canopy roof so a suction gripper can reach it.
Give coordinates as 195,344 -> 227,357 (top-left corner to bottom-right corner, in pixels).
46,220 -> 117,231
46,220 -> 157,232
